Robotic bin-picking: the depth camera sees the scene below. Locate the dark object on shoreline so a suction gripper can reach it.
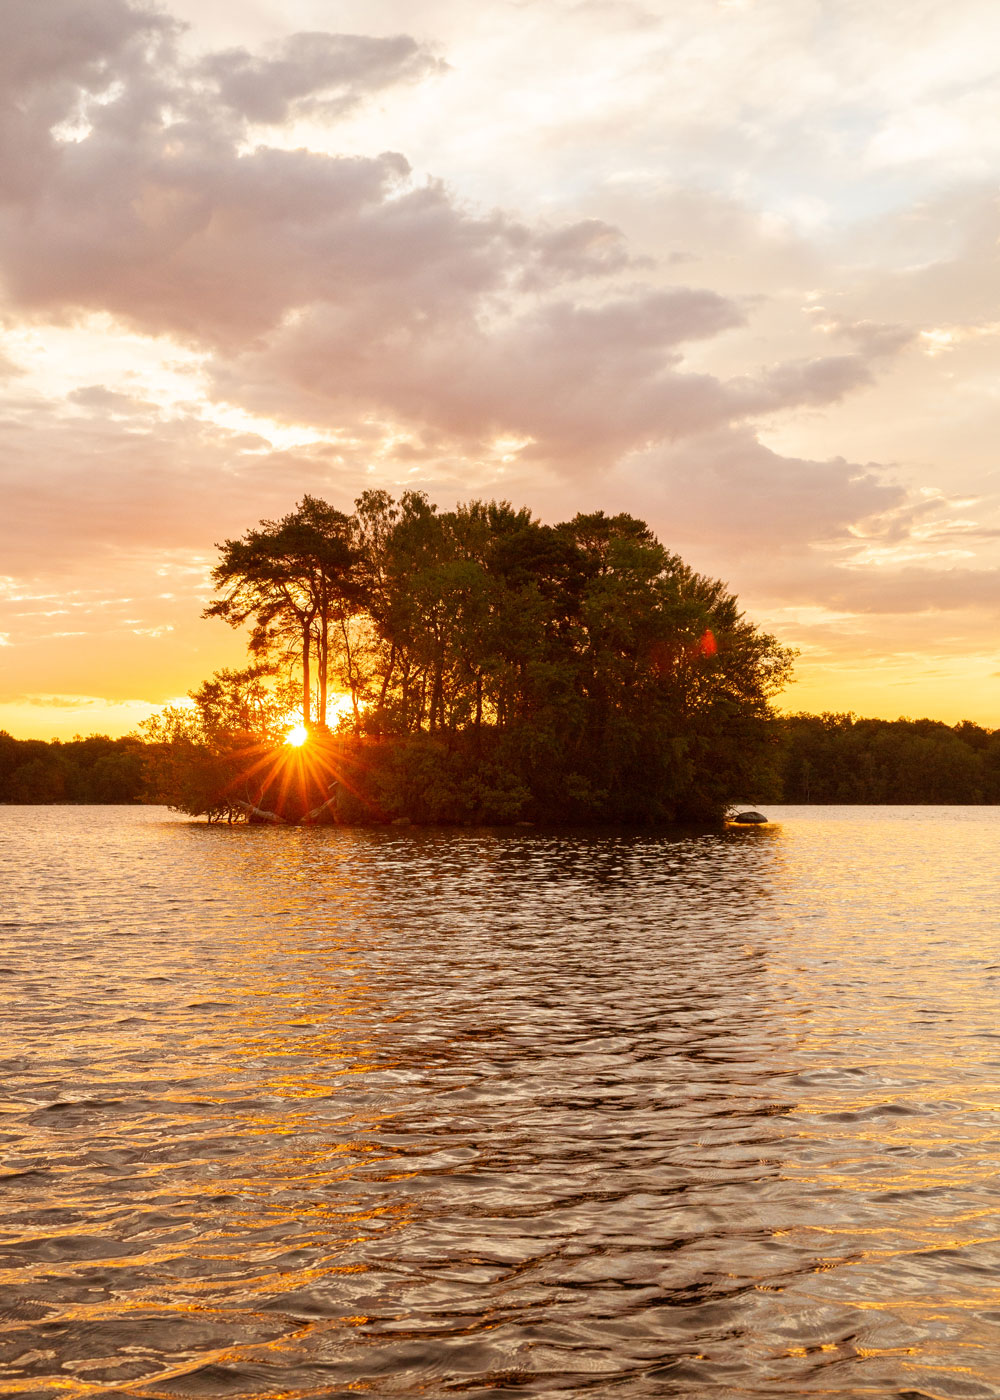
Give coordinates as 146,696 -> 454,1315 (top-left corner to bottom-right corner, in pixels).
729,810 -> 768,825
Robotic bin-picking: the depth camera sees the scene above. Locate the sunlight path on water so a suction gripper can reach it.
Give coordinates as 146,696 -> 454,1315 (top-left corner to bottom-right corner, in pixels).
0,805 -> 999,1397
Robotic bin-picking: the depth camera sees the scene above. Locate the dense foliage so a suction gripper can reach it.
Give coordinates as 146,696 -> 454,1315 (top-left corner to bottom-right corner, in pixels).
778,713 -> 1000,804
0,732 -> 145,804
138,665 -> 301,822
153,491 -> 794,823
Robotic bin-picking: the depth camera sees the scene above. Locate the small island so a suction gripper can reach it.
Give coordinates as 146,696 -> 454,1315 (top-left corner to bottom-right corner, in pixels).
136,491 -> 793,826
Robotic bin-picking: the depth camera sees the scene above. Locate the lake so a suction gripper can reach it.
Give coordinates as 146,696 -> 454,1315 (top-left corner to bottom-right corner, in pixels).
2,805 -> 1000,1398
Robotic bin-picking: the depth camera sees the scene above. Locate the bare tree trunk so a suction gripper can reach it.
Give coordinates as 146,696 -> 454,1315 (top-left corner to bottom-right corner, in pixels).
430,659 -> 443,734
376,643 -> 396,732
317,613 -> 328,727
413,671 -> 425,733
339,618 -> 362,735
301,624 -> 311,727
474,672 -> 483,753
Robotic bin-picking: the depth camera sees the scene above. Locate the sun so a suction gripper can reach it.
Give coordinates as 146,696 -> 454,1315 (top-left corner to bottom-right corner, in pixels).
285,723 -> 308,747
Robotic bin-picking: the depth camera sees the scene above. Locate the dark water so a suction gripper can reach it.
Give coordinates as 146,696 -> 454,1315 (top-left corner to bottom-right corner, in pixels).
2,807 -> 1000,1399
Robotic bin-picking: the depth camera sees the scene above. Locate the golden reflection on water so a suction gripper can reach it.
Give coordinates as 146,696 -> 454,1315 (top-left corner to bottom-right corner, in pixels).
725,808 -> 1000,1397
2,807 -> 1000,1396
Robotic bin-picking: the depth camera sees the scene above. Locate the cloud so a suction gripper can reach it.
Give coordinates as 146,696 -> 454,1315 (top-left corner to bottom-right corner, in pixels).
517,219 -> 641,286
0,9 -> 645,371
733,354 -> 876,412
67,384 -> 157,414
0,5 -> 454,346
200,32 -> 447,124
776,563 -> 1000,615
0,389 -> 363,575
14,692 -> 116,709
617,428 -> 906,556
210,290 -> 907,469
207,286 -> 752,460
6,0 -> 998,736
825,319 -> 918,358
0,0 -> 175,202
0,0 -> 167,95
0,0 -> 907,472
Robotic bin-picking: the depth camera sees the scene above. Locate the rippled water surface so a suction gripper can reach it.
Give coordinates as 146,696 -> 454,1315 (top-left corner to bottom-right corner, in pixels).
2,806 -> 1000,1398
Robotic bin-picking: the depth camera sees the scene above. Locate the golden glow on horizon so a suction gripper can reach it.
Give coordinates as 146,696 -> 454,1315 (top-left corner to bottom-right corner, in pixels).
285,723 -> 309,747
5,1 -> 1000,745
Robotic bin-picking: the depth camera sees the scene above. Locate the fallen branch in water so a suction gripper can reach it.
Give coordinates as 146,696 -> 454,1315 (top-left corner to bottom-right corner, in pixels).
303,794 -> 339,824
234,798 -> 285,824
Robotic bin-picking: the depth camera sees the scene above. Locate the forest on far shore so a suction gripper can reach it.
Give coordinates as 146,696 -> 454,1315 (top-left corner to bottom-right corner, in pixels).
3,713 -> 1000,811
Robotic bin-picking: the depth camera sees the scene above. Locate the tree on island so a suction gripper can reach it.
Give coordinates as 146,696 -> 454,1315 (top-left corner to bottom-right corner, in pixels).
142,492 -> 795,825
140,664 -> 301,822
204,496 -> 359,730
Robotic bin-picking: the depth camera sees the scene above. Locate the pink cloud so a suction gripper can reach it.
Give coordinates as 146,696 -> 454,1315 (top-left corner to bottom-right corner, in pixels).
0,0 -> 964,662
0,0 -> 910,466
200,31 -> 447,124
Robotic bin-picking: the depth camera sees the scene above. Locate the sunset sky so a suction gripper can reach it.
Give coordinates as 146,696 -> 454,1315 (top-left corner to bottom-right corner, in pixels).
3,0 -> 1000,739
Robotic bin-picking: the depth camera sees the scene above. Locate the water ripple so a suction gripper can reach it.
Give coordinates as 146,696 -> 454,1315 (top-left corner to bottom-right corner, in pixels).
1,805 -> 999,1397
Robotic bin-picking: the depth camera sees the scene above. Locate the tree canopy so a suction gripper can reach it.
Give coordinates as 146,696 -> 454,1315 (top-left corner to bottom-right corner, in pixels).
161,491 -> 795,824
205,496 -> 358,729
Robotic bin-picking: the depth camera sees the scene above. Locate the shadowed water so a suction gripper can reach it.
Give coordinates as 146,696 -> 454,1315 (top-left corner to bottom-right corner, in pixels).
1,805 -> 1000,1398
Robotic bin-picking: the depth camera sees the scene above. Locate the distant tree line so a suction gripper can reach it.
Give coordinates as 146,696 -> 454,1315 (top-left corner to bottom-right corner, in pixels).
779,712 -> 1000,804
0,732 -> 145,804
5,714 -> 1000,811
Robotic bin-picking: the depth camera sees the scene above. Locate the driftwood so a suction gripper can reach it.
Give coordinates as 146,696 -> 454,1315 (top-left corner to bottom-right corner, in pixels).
231,779 -> 384,827
234,799 -> 285,825
303,794 -> 339,825
234,785 -> 341,826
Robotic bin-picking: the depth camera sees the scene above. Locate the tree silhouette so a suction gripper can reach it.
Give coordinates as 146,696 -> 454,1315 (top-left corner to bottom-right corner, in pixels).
205,496 -> 358,728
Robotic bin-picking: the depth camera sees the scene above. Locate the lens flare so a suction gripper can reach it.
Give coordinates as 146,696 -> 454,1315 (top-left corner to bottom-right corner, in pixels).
285,723 -> 308,747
